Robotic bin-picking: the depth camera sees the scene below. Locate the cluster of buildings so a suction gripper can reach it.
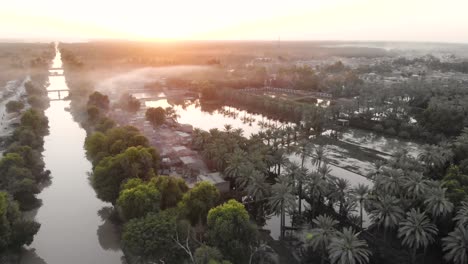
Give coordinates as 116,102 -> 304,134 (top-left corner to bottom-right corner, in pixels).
108,100 -> 230,193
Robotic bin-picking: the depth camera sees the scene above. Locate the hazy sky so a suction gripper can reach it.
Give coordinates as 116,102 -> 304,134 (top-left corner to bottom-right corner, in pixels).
1,0 -> 467,42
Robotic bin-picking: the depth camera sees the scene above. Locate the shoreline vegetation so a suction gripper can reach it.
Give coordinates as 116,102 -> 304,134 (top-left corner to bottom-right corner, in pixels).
0,44 -> 54,263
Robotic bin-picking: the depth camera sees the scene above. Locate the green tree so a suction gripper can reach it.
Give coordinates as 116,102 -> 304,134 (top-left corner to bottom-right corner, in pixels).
194,245 -> 232,264
117,182 -> 161,221
85,126 -> 150,164
0,191 -> 40,251
179,181 -> 220,225
5,100 -> 24,113
119,93 -> 141,113
92,146 -> 159,203
87,91 -> 109,110
150,176 -> 189,210
328,227 -> 371,264
122,211 -> 184,263
146,107 -> 166,126
207,200 -> 257,264
268,177 -> 295,240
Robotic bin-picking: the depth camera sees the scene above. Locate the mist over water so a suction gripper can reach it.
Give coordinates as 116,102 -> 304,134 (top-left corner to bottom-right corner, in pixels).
95,65 -> 212,97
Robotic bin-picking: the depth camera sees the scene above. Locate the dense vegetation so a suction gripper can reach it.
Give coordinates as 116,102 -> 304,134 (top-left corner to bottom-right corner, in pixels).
0,47 -> 52,259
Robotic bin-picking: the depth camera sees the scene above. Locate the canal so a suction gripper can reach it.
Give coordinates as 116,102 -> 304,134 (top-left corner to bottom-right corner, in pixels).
21,47 -> 123,264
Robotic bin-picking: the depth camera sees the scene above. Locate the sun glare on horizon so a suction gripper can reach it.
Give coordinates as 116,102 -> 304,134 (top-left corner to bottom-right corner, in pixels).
0,0 -> 468,42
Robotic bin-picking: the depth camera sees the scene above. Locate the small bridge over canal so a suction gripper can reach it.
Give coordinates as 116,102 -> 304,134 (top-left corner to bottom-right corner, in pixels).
47,89 -> 70,101
49,67 -> 64,76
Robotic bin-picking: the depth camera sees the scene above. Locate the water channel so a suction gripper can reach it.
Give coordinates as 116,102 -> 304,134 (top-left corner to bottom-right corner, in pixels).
21,48 -> 123,264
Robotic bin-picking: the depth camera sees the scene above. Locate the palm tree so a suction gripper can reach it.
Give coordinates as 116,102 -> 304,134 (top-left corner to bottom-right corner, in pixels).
402,171 -> 430,199
369,195 -> 404,241
295,139 -> 313,168
374,168 -> 404,196
318,163 -> 332,179
269,177 -> 296,240
424,187 -> 454,220
398,209 -> 438,264
245,170 -> 270,202
352,184 -> 370,229
304,171 -> 328,217
307,215 -> 338,264
312,145 -> 327,169
442,225 -> 468,264
328,227 -> 371,264
329,178 -> 351,217
454,201 -> 468,227
285,161 -> 307,213
224,148 -> 247,183
223,124 -> 233,132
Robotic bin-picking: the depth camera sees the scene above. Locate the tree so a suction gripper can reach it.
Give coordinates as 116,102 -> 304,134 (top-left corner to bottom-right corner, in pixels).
179,181 -> 220,225
92,146 -> 159,203
269,177 -> 296,240
146,107 -> 166,126
454,201 -> 468,227
352,184 -> 369,229
122,211 -> 185,263
307,215 -> 338,264
207,200 -> 257,264
369,195 -> 404,241
6,100 -> 24,113
87,91 -> 109,110
119,93 -> 141,113
194,245 -> 232,264
442,225 -> 468,264
150,176 -> 189,210
328,227 -> 371,264
402,172 -> 430,199
0,191 -> 40,251
424,187 -> 454,220
85,126 -> 150,164
398,209 -> 438,264
117,181 -> 161,221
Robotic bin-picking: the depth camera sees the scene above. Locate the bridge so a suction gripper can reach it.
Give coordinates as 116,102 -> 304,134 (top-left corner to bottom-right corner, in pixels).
47,89 -> 69,100
50,67 -> 63,70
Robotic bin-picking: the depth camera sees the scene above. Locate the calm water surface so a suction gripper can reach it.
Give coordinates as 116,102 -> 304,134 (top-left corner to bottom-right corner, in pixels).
21,48 -> 123,264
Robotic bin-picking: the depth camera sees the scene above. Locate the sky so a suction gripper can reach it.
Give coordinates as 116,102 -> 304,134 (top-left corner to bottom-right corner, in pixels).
0,0 -> 467,43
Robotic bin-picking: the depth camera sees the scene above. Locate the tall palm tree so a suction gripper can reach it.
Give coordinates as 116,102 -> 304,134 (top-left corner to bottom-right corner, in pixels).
304,171 -> 328,218
295,139 -> 313,169
442,225 -> 468,264
454,201 -> 468,227
224,148 -> 247,178
398,209 -> 438,264
318,163 -> 332,180
424,187 -> 454,220
285,161 -> 307,213
402,171 -> 430,199
307,215 -> 338,264
312,145 -> 327,170
245,170 -> 270,202
352,184 -> 370,229
329,178 -> 351,217
369,195 -> 404,241
374,168 -> 404,196
328,227 -> 371,264
269,177 -> 296,240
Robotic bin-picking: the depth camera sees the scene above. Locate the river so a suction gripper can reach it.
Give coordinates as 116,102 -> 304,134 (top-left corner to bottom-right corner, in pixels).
20,47 -> 123,264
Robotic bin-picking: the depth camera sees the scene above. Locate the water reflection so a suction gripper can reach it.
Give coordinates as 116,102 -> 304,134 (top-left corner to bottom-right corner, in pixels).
21,48 -> 123,264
